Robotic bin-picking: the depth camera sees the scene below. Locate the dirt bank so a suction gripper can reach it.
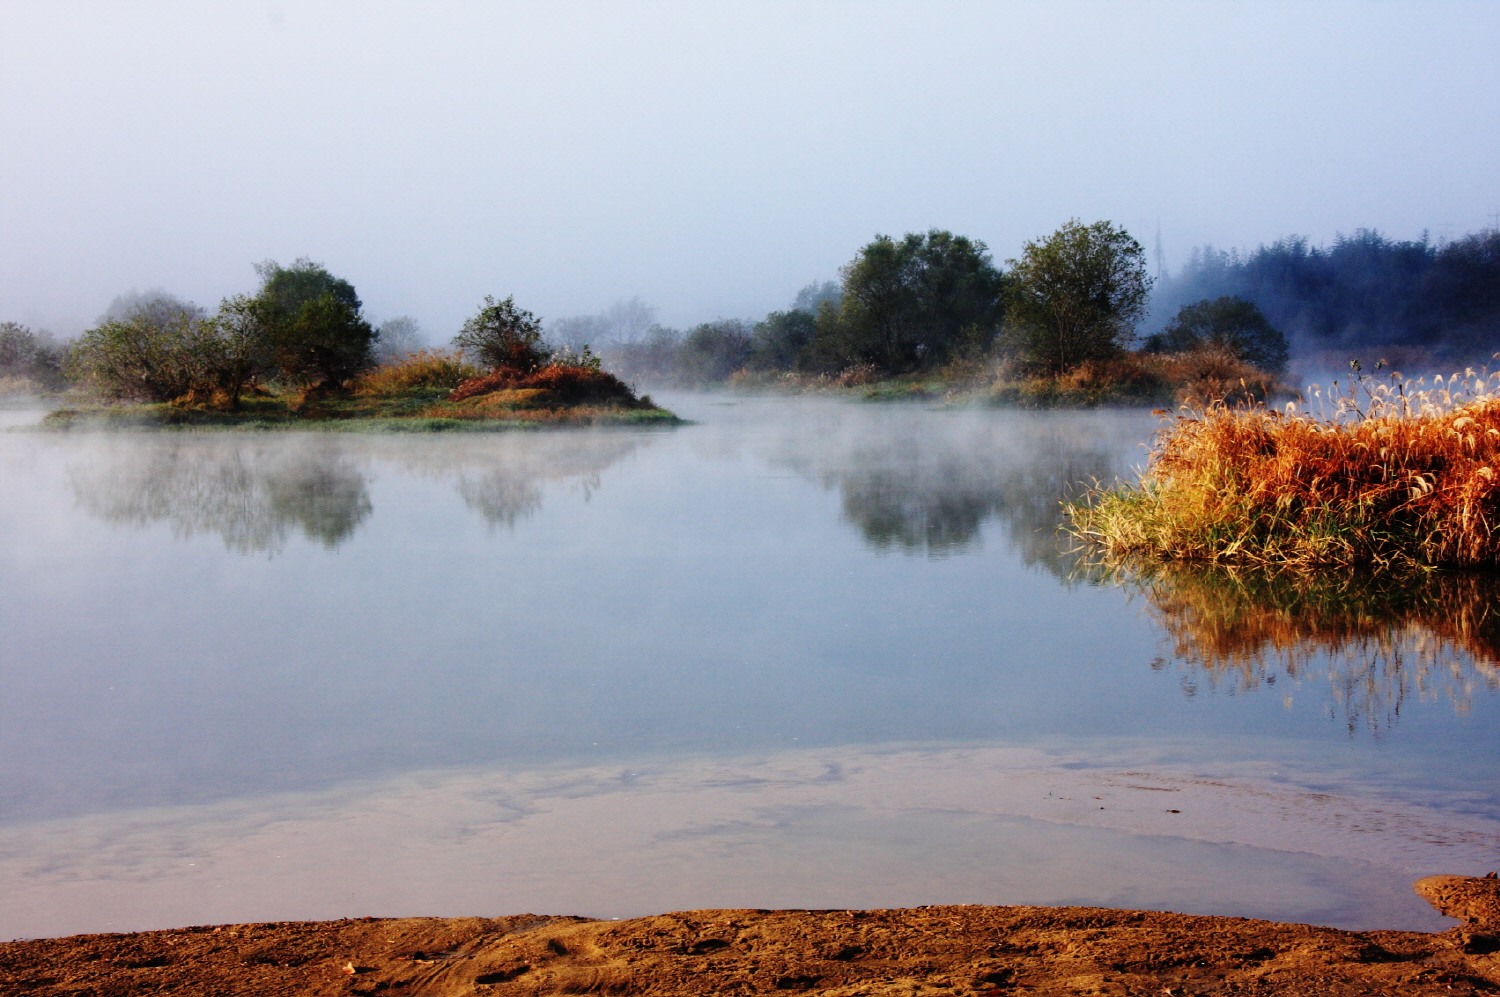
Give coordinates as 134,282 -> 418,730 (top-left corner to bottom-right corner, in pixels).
3,903 -> 1497,996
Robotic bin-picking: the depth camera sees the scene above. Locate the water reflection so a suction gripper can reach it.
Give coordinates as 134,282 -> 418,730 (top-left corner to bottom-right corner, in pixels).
68,433 -> 646,552
70,440 -> 373,554
1099,561 -> 1500,731
767,411 -> 1144,566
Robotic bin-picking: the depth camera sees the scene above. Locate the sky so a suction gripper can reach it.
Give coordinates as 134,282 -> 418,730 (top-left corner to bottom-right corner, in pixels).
1,0 -> 1497,337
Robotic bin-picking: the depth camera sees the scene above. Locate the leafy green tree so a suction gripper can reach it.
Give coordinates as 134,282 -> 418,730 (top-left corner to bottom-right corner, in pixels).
69,291 -> 276,406
68,295 -> 214,401
1144,296 -> 1289,372
452,295 -> 550,372
252,259 -> 375,387
678,319 -> 753,382
1002,220 -> 1152,374
813,230 -> 1005,373
750,309 -> 817,370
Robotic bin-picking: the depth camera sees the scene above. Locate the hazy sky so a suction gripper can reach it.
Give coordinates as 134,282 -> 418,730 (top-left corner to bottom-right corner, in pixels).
2,1 -> 1497,336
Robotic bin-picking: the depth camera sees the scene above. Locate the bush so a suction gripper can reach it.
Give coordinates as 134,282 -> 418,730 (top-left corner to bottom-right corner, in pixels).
1144,296 -> 1288,373
452,295 -> 550,373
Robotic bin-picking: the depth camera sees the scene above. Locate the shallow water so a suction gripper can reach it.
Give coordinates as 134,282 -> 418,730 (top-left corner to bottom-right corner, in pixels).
1,394 -> 1497,939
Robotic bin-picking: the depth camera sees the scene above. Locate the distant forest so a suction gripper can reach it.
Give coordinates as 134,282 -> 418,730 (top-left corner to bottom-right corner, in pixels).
1148,228 -> 1500,362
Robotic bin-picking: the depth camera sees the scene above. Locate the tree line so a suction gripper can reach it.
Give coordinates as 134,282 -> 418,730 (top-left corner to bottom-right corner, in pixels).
604,220 -> 1289,385
1149,228 -> 1500,360
5,260 -> 606,406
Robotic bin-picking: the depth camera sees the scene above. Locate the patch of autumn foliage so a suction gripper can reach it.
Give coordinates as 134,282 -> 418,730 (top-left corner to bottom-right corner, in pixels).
354,350 -> 483,395
1070,369 -> 1500,568
449,364 -> 643,407
990,347 -> 1279,408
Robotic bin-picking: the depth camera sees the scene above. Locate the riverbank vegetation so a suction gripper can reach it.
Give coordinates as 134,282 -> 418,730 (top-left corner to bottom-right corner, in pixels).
1069,367 -> 1500,568
602,220 -> 1292,407
38,262 -> 673,430
12,223 -> 1497,412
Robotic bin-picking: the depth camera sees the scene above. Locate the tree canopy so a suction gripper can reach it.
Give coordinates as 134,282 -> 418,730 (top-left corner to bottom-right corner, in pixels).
813,229 -> 1005,373
251,259 -> 375,387
1144,296 -> 1288,372
1002,220 -> 1152,374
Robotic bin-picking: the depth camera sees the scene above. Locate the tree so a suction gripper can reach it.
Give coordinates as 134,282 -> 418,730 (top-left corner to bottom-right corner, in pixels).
812,229 -> 1005,373
750,309 -> 817,370
252,259 -> 375,387
1002,220 -> 1152,374
678,319 -> 753,382
68,293 -> 204,400
373,316 -> 425,365
0,322 -> 66,390
1144,296 -> 1289,372
452,295 -> 549,372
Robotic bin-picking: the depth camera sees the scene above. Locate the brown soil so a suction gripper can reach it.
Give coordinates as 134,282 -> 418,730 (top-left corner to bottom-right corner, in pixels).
4,904 -> 1498,996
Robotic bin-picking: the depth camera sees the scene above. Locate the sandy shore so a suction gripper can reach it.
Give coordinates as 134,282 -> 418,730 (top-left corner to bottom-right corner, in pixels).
4,903 -> 1499,995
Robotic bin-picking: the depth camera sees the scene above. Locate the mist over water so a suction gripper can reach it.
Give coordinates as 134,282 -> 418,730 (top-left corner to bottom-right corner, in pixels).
2,397 -> 1498,937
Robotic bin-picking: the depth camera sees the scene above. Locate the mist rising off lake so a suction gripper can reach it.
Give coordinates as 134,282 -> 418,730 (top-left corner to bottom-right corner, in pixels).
1,395 -> 1497,939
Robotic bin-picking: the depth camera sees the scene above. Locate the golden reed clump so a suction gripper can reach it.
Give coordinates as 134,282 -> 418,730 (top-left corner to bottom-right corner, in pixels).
353,350 -> 483,396
1070,368 -> 1500,567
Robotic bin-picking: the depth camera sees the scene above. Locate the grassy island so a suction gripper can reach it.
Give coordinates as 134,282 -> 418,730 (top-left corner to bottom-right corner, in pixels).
1069,369 -> 1500,568
43,350 -> 676,432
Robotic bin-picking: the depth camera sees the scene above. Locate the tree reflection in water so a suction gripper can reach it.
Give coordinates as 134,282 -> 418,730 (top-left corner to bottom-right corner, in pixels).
70,439 -> 372,554
1093,561 -> 1500,732
767,412 -> 1143,567
378,434 -> 640,530
68,433 -> 645,552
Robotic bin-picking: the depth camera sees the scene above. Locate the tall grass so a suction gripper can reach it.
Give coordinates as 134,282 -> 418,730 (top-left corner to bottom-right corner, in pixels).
353,350 -> 482,395
987,347 -> 1281,409
1069,367 -> 1500,567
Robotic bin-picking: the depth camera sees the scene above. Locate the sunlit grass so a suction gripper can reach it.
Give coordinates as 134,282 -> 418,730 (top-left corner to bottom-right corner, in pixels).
1069,367 -> 1500,567
352,350 -> 483,396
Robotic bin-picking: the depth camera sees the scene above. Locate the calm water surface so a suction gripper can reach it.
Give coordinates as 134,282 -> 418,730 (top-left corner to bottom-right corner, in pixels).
1,394 -> 1497,938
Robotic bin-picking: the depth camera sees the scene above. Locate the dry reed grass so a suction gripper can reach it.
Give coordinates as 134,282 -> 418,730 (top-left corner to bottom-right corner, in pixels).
1070,367 -> 1500,567
354,350 -> 482,396
989,348 -> 1279,408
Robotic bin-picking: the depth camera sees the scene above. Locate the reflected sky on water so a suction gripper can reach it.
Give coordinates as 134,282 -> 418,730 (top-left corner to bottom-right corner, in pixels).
1,395 -> 1497,937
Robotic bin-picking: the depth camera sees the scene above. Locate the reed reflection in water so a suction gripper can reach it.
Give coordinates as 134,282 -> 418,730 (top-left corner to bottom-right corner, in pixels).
66,432 -> 647,553
1098,561 -> 1500,732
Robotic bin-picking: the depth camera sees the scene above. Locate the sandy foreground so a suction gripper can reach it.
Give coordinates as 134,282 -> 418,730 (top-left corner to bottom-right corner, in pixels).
5,902 -> 1500,996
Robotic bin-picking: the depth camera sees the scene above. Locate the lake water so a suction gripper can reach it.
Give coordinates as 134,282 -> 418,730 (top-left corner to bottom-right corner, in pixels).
2,393 -> 1498,940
